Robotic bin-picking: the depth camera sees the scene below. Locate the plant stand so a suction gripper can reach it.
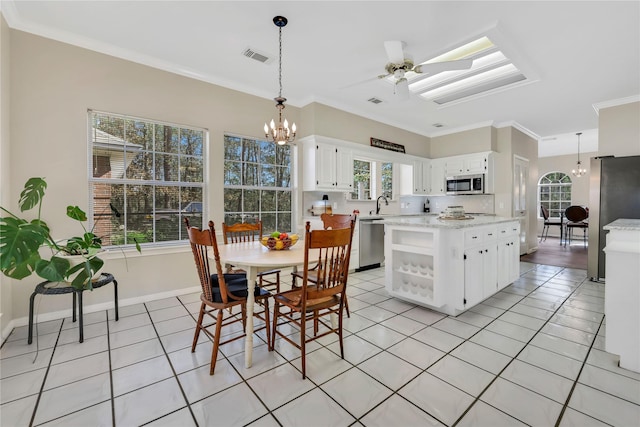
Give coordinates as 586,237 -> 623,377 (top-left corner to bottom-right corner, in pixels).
28,273 -> 118,344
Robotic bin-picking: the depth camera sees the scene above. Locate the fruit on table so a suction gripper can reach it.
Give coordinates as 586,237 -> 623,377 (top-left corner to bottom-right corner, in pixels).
279,232 -> 288,240
270,231 -> 281,238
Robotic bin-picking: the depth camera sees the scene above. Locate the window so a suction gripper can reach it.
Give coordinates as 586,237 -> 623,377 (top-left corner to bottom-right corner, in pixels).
539,172 -> 572,218
352,159 -> 371,200
350,158 -> 393,200
223,135 -> 291,233
381,162 -> 393,198
89,110 -> 205,247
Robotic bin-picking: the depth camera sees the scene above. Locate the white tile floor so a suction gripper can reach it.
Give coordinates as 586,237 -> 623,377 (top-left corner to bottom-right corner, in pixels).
2,262 -> 640,426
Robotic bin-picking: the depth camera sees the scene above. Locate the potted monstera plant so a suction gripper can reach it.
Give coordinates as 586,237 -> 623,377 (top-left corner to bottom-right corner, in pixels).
0,177 -> 140,290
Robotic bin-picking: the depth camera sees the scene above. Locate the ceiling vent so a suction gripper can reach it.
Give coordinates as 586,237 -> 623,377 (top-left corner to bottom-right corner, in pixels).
242,47 -> 273,64
368,97 -> 383,104
432,123 -> 444,128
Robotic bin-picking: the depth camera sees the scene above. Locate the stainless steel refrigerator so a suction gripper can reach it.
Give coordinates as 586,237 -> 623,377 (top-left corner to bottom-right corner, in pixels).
588,155 -> 640,281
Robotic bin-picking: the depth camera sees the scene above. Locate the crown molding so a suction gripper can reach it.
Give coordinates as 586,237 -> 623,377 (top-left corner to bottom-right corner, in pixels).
494,120 -> 540,141
428,121 -> 496,138
592,95 -> 640,115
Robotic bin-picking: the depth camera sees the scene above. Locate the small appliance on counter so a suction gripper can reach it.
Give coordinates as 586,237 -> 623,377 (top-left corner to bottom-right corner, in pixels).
307,195 -> 332,216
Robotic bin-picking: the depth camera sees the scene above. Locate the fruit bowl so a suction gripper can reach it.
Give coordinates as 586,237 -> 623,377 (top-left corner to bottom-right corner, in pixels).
260,233 -> 299,250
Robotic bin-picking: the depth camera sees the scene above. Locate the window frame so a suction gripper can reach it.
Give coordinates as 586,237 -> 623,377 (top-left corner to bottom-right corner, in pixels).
222,133 -> 292,233
349,156 -> 395,201
88,110 -> 207,248
538,171 -> 572,219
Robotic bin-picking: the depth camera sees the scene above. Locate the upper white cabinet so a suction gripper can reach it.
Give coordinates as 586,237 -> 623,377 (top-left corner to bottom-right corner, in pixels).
412,159 -> 431,194
429,159 -> 446,195
445,152 -> 491,176
302,138 -> 353,192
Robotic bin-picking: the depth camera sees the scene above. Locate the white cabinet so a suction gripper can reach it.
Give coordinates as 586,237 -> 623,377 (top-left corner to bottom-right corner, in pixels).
463,227 -> 498,307
302,139 -> 353,192
429,160 -> 446,195
497,223 -> 520,289
385,227 -> 441,307
444,152 -> 492,176
412,159 -> 431,194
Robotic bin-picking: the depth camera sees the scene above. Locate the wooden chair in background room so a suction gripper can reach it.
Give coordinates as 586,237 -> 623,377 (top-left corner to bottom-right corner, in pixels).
564,205 -> 589,247
185,218 -> 271,375
540,205 -> 563,244
222,221 -> 281,293
270,220 -> 356,379
291,211 -> 357,317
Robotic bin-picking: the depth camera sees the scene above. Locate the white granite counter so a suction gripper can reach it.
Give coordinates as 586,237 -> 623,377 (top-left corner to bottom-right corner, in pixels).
603,218 -> 640,231
376,214 -> 517,229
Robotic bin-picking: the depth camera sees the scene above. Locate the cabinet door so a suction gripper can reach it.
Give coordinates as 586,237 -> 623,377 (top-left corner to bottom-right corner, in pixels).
315,144 -> 338,189
497,238 -> 518,289
465,155 -> 487,174
413,160 -> 430,194
430,161 -> 446,195
445,158 -> 465,176
483,245 -> 498,296
335,146 -> 353,191
464,248 -> 485,307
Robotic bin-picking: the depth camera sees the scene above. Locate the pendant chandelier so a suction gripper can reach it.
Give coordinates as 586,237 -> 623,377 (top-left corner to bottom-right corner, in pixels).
571,132 -> 587,177
263,16 -> 296,145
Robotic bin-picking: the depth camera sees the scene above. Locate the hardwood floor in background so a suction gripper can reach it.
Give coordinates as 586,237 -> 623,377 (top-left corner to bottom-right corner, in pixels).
521,236 -> 588,270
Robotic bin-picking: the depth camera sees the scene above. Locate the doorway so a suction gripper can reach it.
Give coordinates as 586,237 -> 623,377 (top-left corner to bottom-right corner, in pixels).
513,156 -> 529,255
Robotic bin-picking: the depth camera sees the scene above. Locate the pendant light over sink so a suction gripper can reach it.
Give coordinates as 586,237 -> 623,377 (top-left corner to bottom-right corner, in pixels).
571,132 -> 587,177
263,16 -> 296,145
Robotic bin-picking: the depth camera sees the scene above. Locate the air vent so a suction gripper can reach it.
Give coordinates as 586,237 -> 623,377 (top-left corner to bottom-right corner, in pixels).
242,48 -> 273,64
368,97 -> 383,104
432,123 -> 444,128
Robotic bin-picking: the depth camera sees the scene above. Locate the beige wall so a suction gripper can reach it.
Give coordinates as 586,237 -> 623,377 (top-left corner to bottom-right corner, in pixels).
300,102 -> 430,157
599,101 -> 640,157
511,127 -> 540,252
3,29 -> 430,325
430,126 -> 496,158
1,15 -> 12,338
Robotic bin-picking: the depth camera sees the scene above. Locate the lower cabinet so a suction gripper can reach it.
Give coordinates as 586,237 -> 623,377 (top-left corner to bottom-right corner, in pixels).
384,220 -> 520,315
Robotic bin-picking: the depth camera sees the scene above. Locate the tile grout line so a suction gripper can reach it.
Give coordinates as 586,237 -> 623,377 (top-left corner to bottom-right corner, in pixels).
553,315 -> 606,427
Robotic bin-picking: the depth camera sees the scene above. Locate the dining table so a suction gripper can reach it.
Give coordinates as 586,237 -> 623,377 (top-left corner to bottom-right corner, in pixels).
214,239 -> 318,368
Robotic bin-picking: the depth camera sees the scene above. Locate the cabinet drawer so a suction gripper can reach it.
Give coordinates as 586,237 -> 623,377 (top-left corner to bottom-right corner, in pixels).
465,229 -> 484,245
498,223 -> 519,237
483,227 -> 497,242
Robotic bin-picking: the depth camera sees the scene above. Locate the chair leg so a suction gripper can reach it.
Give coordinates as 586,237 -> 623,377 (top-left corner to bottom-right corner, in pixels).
344,294 -> 350,318
209,309 -> 224,375
270,301 -> 280,351
263,297 -> 271,350
301,311 -> 307,380
192,302 -> 206,352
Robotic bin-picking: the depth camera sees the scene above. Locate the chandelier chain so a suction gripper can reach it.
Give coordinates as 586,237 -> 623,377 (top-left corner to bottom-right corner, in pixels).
278,26 -> 283,98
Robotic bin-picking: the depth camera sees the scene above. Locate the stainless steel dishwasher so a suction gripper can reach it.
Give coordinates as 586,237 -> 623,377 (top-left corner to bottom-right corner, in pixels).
357,217 -> 385,271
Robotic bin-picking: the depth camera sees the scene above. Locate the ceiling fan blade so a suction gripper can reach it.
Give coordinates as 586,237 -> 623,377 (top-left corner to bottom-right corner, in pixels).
384,41 -> 406,64
414,58 -> 473,75
395,78 -> 410,100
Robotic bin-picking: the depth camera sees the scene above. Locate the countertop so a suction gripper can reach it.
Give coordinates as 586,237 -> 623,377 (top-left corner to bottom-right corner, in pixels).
375,214 -> 518,229
603,218 -> 640,231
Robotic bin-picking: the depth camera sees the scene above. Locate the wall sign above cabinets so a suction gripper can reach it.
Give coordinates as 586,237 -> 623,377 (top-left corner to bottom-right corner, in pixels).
370,137 -> 405,153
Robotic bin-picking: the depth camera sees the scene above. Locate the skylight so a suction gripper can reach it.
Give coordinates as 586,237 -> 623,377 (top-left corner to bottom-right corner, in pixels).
402,35 -> 530,106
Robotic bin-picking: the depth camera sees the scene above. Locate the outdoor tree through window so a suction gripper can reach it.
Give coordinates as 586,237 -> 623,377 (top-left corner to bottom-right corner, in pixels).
223,135 -> 292,233
89,110 -> 205,246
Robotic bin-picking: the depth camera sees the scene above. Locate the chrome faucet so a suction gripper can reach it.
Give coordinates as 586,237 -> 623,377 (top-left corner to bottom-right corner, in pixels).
376,195 -> 389,215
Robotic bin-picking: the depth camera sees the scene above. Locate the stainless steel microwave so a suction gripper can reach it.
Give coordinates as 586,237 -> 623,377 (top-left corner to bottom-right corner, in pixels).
446,174 -> 484,195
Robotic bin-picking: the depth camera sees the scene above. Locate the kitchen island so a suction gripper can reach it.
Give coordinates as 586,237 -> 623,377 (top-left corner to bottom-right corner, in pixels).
379,215 -> 520,315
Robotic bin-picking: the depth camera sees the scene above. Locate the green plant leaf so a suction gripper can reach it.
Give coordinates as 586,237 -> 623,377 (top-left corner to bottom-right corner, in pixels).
66,206 -> 87,222
35,256 -> 70,283
67,256 -> 104,290
18,177 -> 47,212
0,217 -> 47,279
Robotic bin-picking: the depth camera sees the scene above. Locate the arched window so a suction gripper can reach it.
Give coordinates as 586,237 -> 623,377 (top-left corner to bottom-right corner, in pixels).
539,172 -> 572,218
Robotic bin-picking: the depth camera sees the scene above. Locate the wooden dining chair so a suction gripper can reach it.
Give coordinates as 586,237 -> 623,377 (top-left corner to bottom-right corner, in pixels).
291,211 -> 357,317
184,218 -> 271,375
270,220 -> 355,379
540,205 -> 563,243
222,221 -> 281,293
564,205 -> 589,247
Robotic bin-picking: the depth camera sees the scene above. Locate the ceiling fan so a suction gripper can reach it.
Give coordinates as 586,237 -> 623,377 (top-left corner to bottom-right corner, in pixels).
380,41 -> 473,99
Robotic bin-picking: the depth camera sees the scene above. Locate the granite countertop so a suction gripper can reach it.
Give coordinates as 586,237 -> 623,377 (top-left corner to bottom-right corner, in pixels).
603,218 -> 640,231
375,214 -> 518,229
